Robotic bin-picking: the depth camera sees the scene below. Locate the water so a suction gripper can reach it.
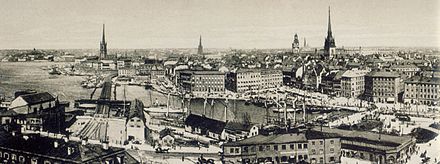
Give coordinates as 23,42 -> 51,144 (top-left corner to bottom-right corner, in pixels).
0,62 -> 352,124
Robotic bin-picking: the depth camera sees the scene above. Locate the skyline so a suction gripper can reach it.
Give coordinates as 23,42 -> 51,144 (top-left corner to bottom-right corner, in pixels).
0,0 -> 439,49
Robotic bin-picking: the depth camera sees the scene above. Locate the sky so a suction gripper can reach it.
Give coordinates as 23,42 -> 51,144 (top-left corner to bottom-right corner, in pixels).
0,0 -> 438,49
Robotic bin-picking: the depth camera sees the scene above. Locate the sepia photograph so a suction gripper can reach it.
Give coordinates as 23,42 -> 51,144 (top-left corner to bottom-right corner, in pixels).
0,0 -> 439,163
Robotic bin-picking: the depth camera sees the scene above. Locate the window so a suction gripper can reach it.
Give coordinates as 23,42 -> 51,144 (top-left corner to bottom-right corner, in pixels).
230,148 -> 234,153
330,156 -> 335,162
266,145 -> 270,151
12,154 -> 17,160
330,148 -> 334,153
235,148 -> 239,153
320,141 -> 324,145
250,146 -> 255,152
311,149 -> 316,155
19,156 -> 25,163
312,141 -> 315,145
274,145 -> 278,151
243,146 -> 248,153
259,146 -> 264,151
319,149 -> 324,154
303,143 -> 308,149
304,155 -> 308,160
298,143 -> 302,149
290,144 -> 295,150
320,157 -> 324,163
330,140 -> 334,144
4,153 -> 9,160
281,145 -> 286,150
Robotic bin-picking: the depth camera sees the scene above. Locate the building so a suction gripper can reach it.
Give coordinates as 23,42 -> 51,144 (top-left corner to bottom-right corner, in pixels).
198,35 -> 203,55
0,130 -> 136,164
184,114 -> 226,140
99,24 -> 107,60
1,92 -> 65,133
118,68 -> 136,77
340,70 -> 369,98
100,60 -> 116,70
178,70 -> 225,95
125,99 -> 148,143
323,7 -> 336,59
315,127 -> 416,164
389,64 -> 420,79
364,71 -> 400,103
224,122 -> 259,142
223,130 -> 341,164
292,34 -> 300,53
403,76 -> 439,106
320,70 -> 344,96
225,69 -> 282,93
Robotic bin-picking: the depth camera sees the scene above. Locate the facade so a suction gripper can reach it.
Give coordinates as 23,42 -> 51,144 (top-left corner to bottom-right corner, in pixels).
100,60 -> 116,70
118,68 -> 136,77
178,70 -> 225,95
0,130 -> 134,164
403,76 -> 439,106
223,130 -> 341,164
226,69 -> 283,93
316,127 -> 416,164
389,64 -> 420,79
340,70 -> 369,98
184,114 -> 226,140
323,7 -> 336,59
364,71 -> 400,103
2,92 -> 65,133
99,24 -> 107,60
260,69 -> 284,90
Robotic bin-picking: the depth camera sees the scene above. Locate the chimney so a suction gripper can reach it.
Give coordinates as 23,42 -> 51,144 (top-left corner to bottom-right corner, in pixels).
54,141 -> 59,148
81,138 -> 88,145
67,147 -> 74,155
102,141 -> 109,150
63,136 -> 69,143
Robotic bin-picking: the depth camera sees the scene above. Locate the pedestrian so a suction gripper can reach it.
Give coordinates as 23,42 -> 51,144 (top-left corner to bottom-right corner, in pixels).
182,155 -> 185,162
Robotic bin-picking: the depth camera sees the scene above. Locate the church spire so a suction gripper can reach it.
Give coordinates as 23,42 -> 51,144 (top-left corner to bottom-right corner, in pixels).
198,35 -> 203,55
327,6 -> 332,37
102,24 -> 106,43
99,24 -> 107,60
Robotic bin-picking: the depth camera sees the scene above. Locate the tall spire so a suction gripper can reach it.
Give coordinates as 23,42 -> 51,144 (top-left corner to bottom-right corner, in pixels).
102,24 -> 106,43
99,24 -> 107,60
327,6 -> 332,36
198,35 -> 203,55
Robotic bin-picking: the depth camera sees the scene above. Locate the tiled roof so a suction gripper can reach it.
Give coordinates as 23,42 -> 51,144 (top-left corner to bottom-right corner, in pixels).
20,92 -> 55,105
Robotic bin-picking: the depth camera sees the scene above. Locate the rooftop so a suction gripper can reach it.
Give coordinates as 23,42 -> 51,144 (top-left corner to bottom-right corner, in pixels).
405,76 -> 440,85
314,127 -> 414,149
0,130 -> 125,163
341,70 -> 369,78
366,71 -> 400,78
185,114 -> 226,134
19,92 -> 55,105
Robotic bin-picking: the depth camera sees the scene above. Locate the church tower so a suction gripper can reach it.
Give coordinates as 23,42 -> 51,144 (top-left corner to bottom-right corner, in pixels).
292,33 -> 300,53
197,35 -> 203,55
100,24 -> 107,60
324,6 -> 336,59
